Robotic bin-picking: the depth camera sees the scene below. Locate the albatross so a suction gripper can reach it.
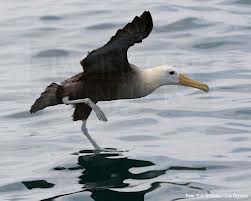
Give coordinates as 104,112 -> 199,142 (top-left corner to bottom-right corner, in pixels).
30,11 -> 209,152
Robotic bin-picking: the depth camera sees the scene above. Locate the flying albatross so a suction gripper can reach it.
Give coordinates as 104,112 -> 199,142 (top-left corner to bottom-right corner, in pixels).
30,11 -> 209,152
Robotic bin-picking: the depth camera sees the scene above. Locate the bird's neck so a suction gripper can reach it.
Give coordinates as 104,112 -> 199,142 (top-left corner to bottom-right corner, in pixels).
142,67 -> 163,89
138,67 -> 164,97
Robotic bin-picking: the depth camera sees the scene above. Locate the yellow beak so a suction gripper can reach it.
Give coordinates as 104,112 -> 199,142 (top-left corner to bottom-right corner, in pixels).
179,73 -> 209,92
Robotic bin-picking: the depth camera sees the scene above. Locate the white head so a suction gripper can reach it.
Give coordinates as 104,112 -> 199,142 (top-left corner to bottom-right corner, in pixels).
144,65 -> 209,92
152,65 -> 179,85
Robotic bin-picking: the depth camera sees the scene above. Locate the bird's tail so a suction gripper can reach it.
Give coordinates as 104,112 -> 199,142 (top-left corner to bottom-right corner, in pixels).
30,83 -> 63,113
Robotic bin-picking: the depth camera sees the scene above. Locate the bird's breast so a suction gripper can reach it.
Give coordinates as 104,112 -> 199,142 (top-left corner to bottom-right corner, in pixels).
63,71 -> 155,102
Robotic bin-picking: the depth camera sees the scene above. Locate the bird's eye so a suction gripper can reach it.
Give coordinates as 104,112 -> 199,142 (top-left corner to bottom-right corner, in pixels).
169,71 -> 175,75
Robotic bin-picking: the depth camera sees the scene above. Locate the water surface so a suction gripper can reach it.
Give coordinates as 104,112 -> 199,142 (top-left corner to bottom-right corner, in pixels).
1,0 -> 251,200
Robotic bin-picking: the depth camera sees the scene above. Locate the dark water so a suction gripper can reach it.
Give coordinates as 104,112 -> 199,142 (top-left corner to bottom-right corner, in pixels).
1,0 -> 251,200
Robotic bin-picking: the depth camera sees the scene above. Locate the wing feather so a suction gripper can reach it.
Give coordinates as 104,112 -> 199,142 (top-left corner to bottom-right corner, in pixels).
80,11 -> 153,74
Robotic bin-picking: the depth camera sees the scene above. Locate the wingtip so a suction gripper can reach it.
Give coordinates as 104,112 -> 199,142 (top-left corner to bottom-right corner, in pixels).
142,11 -> 151,17
29,107 -> 35,114
141,11 -> 153,35
141,11 -> 152,22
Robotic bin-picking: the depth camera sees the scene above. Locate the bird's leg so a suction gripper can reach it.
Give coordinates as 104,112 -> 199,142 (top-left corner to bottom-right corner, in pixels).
81,121 -> 122,153
62,96 -> 107,121
81,120 -> 102,150
62,96 -> 122,153
62,96 -> 106,152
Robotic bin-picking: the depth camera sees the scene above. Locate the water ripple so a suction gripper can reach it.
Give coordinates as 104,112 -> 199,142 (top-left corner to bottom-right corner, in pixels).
40,15 -> 62,21
157,17 -> 211,33
158,107 -> 251,120
235,0 -> 251,5
34,49 -> 70,58
86,23 -> 122,30
231,148 -> 251,153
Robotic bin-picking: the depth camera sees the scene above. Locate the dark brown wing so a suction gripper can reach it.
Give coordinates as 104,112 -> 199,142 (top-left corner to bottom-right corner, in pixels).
30,83 -> 63,113
107,11 -> 153,45
61,72 -> 83,85
80,11 -> 153,74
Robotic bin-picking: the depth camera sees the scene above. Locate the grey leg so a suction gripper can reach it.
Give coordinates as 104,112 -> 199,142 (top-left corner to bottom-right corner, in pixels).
62,97 -> 121,152
81,120 -> 102,150
81,120 -> 123,152
62,96 -> 107,151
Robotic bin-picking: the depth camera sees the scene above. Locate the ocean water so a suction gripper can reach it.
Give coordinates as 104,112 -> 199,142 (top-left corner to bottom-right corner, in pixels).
1,0 -> 251,200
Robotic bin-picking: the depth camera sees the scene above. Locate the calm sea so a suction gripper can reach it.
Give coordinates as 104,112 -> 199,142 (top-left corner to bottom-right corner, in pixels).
1,0 -> 251,200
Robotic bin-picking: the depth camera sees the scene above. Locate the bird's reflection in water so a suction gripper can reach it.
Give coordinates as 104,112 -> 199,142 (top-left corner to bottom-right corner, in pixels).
78,151 -> 160,188
78,151 -> 159,201
43,150 -> 207,201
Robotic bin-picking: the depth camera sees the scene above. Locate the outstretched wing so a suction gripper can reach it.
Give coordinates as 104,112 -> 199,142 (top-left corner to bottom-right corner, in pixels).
80,11 -> 153,74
